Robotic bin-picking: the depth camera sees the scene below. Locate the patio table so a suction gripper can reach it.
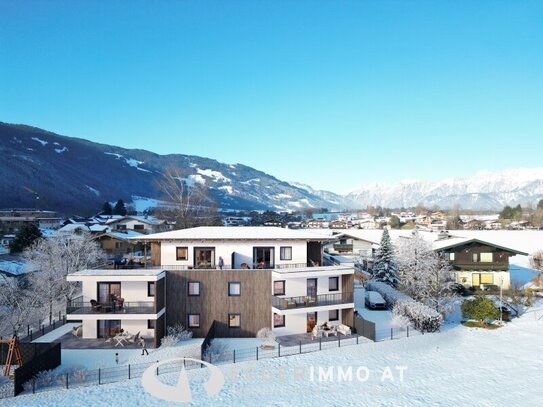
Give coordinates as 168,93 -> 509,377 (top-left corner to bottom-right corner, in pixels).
113,335 -> 128,347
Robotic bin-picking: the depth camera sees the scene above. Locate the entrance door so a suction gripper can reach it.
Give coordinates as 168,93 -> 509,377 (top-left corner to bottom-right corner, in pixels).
194,247 -> 215,269
253,247 -> 275,269
97,282 -> 121,303
307,312 -> 317,333
472,273 -> 481,287
97,320 -> 121,338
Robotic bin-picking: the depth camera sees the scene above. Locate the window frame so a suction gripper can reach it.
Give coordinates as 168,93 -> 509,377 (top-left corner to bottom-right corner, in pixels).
187,314 -> 200,328
176,246 -> 189,261
273,280 -> 285,296
147,282 -> 155,297
329,277 -> 339,292
274,313 -> 285,328
329,309 -> 339,321
480,252 -> 493,263
187,281 -> 201,297
280,246 -> 293,261
228,282 -> 241,297
147,319 -> 156,329
228,313 -> 241,329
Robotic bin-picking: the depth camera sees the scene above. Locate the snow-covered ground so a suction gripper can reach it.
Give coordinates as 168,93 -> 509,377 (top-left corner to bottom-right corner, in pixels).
13,300 -> 543,406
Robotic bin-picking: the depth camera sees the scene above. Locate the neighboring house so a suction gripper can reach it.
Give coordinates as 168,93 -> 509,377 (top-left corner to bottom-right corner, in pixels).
66,269 -> 166,347
433,237 -> 528,290
94,230 -> 144,257
0,209 -> 62,234
324,232 -> 378,258
128,226 -> 355,338
106,215 -> 166,234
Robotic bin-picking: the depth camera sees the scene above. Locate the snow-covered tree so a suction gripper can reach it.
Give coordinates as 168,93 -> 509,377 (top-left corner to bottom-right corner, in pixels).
372,228 -> 399,287
23,231 -> 107,323
395,232 -> 456,314
0,274 -> 41,336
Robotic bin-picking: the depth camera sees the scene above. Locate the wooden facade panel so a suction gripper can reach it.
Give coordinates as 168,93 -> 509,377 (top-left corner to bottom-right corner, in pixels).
445,243 -> 511,270
150,242 -> 161,267
166,270 -> 272,338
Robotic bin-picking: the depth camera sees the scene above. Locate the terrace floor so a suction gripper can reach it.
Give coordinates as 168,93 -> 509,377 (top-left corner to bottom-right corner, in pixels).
56,332 -> 154,349
275,331 -> 358,346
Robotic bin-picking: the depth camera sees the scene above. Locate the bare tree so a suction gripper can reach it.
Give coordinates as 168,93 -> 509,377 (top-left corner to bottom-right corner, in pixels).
0,275 -> 41,336
155,167 -> 219,229
23,231 -> 107,323
503,282 -> 531,317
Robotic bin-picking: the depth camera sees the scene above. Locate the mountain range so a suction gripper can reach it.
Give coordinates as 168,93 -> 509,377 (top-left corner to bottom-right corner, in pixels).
1,121 -> 542,214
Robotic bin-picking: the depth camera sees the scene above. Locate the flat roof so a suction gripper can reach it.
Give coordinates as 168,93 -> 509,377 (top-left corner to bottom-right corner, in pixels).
129,226 -> 333,241
69,269 -> 165,277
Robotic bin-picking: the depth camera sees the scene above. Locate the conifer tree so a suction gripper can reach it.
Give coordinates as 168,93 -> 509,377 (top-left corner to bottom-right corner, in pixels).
372,228 -> 399,287
113,199 -> 127,216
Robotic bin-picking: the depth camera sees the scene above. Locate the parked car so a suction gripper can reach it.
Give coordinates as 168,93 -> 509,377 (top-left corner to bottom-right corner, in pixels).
365,291 -> 387,310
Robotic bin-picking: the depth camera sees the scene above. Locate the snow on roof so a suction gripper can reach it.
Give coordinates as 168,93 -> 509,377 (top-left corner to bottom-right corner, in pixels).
432,237 -> 528,255
331,231 -> 380,245
100,230 -> 144,240
105,215 -> 164,225
130,226 -> 333,241
0,260 -> 32,276
58,223 -> 90,232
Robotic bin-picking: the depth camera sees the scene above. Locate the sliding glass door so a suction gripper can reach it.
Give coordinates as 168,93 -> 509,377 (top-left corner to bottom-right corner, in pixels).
194,247 -> 215,269
97,282 -> 121,303
97,320 -> 121,338
253,247 -> 275,269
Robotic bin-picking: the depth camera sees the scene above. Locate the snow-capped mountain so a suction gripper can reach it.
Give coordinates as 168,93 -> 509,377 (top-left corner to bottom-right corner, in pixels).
347,168 -> 543,210
0,122 -> 344,214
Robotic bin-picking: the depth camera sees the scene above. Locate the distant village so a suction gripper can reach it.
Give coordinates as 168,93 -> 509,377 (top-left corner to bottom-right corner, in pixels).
1,199 -> 542,277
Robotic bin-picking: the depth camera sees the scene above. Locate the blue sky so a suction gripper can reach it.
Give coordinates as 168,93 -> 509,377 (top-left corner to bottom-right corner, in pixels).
1,1 -> 542,193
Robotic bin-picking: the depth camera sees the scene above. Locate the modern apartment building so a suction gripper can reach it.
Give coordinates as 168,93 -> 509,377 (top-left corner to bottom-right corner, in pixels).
66,227 -> 355,345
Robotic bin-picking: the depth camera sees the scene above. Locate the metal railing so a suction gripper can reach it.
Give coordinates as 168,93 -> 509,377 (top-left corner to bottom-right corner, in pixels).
272,291 -> 354,310
67,297 -> 157,315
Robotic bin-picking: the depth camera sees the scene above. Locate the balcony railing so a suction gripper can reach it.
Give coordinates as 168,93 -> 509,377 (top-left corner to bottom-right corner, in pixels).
152,262 -> 340,271
451,263 -> 509,271
67,296 -> 157,315
272,292 -> 354,310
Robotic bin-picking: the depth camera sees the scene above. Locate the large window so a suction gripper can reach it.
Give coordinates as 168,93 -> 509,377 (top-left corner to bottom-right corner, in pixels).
134,224 -> 145,231
188,314 -> 200,328
480,253 -> 493,263
449,253 -> 455,261
280,246 -> 292,261
97,282 -> 121,303
253,247 -> 274,269
274,313 -> 285,328
176,247 -> 188,261
329,309 -> 339,321
97,320 -> 121,338
188,281 -> 200,296
195,247 -> 215,268
229,314 -> 241,328
274,280 -> 285,296
148,282 -> 155,297
329,277 -> 339,292
228,282 -> 241,296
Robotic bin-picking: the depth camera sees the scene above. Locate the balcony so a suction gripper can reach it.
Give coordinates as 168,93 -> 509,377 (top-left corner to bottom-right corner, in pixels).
332,243 -> 354,252
272,291 -> 354,310
451,263 -> 509,271
67,296 -> 157,315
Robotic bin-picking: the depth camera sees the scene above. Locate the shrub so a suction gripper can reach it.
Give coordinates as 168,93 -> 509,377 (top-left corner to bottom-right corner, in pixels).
161,324 -> 193,347
202,339 -> 230,363
256,328 -> 276,347
461,296 -> 500,323
366,281 -> 443,333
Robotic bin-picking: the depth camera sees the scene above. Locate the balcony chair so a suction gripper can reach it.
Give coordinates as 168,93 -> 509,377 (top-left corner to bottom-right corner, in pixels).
336,324 -> 351,336
90,299 -> 102,312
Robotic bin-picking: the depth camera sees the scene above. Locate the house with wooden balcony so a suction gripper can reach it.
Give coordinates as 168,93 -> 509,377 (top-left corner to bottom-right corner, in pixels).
130,226 -> 355,338
432,237 -> 528,290
66,269 -> 166,346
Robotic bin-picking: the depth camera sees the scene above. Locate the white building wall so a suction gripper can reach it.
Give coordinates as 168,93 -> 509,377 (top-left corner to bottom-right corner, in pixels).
160,240 -> 308,268
455,270 -> 511,290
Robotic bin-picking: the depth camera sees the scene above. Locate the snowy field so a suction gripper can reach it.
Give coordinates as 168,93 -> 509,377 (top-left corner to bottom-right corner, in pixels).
12,300 -> 543,406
